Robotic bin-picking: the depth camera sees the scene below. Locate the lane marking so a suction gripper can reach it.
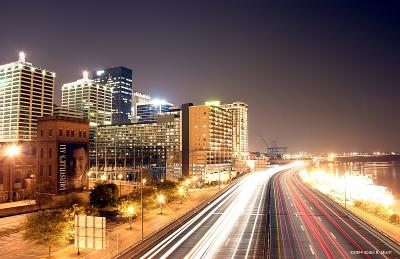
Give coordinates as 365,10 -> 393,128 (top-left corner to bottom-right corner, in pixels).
300,225 -> 304,231
317,216 -> 321,222
310,207 -> 313,211
295,213 -> 298,217
330,232 -> 336,239
309,245 -> 315,255
225,238 -> 230,247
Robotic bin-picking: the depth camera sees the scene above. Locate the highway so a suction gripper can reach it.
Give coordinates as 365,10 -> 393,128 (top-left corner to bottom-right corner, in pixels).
128,170 -> 271,259
269,169 -> 400,258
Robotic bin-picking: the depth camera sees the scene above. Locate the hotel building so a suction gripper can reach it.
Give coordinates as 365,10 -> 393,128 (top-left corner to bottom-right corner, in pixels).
181,102 -> 233,179
222,101 -> 248,159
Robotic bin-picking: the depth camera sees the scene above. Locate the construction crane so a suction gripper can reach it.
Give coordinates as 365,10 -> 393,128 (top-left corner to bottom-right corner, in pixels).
260,136 -> 268,151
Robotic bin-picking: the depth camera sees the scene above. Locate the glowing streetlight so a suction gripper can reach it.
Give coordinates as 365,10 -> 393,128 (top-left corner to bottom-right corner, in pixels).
127,206 -> 135,230
178,187 -> 185,204
142,178 -> 147,185
100,174 -> 107,181
6,145 -> 20,157
157,195 -> 165,214
185,179 -> 191,187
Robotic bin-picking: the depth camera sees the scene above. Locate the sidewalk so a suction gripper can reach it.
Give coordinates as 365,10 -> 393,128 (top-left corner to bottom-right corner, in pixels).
52,187 -> 221,258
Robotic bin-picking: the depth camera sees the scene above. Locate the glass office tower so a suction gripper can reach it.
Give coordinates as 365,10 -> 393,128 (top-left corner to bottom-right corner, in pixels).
92,67 -> 133,125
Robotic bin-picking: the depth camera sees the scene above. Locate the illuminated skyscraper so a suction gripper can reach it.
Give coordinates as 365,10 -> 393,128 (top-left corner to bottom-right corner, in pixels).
222,101 -> 248,159
92,67 -> 133,125
0,52 -> 55,142
61,71 -> 112,127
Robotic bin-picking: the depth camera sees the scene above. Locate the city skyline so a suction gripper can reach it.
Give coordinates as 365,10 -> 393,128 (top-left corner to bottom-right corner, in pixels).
1,0 -> 400,153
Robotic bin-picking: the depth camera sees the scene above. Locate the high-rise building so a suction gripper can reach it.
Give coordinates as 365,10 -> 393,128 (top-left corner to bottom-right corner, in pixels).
0,52 -> 55,142
61,71 -> 112,127
53,105 -> 83,119
181,102 -> 233,179
92,67 -> 133,125
136,99 -> 173,123
222,101 -> 248,159
132,91 -> 151,122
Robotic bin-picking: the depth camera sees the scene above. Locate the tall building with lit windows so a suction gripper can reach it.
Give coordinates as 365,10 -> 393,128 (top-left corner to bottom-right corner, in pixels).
92,67 -> 133,125
136,99 -> 173,123
222,101 -> 248,159
0,52 -> 55,142
61,71 -> 112,128
132,91 -> 152,122
181,102 -> 233,179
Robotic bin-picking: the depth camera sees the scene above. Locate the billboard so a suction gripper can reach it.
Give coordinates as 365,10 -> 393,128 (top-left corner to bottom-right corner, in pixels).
58,143 -> 89,193
75,215 -> 106,250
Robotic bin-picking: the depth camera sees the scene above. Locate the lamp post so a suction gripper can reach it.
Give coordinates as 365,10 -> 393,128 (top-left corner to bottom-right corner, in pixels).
344,173 -> 347,209
158,194 -> 165,214
178,187 -> 184,204
127,206 -> 134,230
118,174 -> 123,197
141,177 -> 146,239
219,171 -> 221,190
6,145 -> 20,202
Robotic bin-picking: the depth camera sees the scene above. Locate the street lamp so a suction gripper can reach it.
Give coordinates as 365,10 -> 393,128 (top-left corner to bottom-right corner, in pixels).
127,206 -> 135,230
118,174 -> 123,196
178,187 -> 185,204
157,194 -> 165,214
100,174 -> 107,182
6,144 -> 20,202
141,177 -> 146,239
6,145 -> 20,157
185,179 -> 190,188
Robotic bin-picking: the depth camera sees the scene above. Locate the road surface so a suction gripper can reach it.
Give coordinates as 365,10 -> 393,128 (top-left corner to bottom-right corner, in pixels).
269,169 -> 400,258
130,171 -> 271,259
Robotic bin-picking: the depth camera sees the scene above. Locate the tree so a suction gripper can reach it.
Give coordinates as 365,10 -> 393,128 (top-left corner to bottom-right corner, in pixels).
55,193 -> 84,209
90,183 -> 119,208
389,213 -> 400,225
117,199 -> 137,229
24,210 -> 70,257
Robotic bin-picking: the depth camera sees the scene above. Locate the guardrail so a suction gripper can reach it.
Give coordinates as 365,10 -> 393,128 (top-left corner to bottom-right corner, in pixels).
116,175 -> 245,258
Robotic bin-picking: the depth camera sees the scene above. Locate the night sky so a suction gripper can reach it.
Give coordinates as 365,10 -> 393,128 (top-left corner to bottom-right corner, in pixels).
1,0 -> 399,153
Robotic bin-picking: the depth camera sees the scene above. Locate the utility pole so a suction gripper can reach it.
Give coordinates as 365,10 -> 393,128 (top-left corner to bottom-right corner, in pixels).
141,147 -> 144,240
344,173 -> 347,209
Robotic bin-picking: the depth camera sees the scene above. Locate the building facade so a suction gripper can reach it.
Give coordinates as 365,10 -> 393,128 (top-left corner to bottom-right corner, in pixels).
0,52 -> 55,142
136,100 -> 173,123
53,105 -> 83,119
92,67 -> 133,125
61,71 -> 112,127
132,91 -> 152,123
182,103 -> 233,179
222,102 -> 248,159
0,142 -> 36,202
36,116 -> 89,194
94,112 -> 181,181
